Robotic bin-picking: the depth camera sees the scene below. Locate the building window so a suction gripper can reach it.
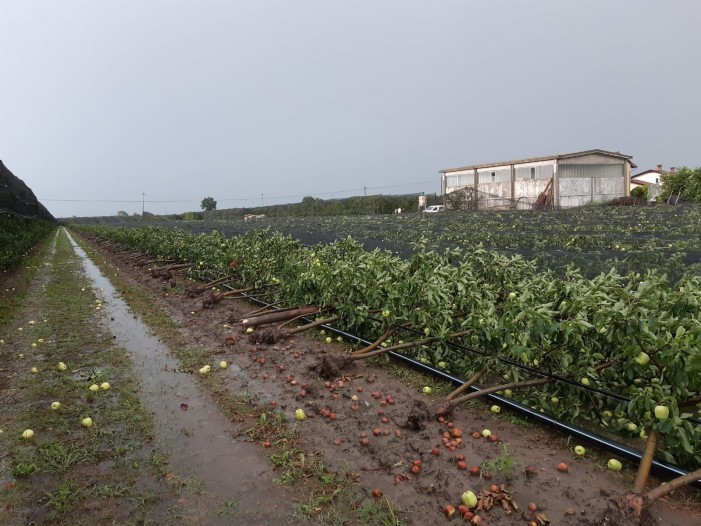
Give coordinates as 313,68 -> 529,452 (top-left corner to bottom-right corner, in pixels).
491,171 -> 496,182
530,167 -> 536,180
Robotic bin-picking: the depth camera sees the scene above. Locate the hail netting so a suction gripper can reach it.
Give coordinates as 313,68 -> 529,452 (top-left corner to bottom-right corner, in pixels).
0,160 -> 55,221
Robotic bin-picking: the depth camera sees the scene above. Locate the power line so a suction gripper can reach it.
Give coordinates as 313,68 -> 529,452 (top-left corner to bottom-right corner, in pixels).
38,179 -> 438,205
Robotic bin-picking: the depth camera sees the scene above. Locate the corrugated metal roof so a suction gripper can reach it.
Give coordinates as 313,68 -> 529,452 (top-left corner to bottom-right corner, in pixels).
440,149 -> 636,173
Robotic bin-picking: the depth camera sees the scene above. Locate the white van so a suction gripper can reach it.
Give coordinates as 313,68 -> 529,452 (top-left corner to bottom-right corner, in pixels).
423,205 -> 445,213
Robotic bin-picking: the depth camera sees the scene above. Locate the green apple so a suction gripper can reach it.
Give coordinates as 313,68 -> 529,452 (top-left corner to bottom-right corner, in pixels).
22,429 -> 34,439
437,361 -> 447,369
81,417 -> 93,428
100,382 -> 110,390
56,362 -> 67,372
51,401 -> 61,410
607,459 -> 622,471
246,327 -> 254,334
654,405 -> 669,420
508,292 -> 517,300
580,378 -> 590,386
422,386 -> 432,394
626,423 -> 638,432
599,326 -> 607,334
295,408 -> 306,421
325,337 -> 333,344
481,429 -> 491,438
461,490 -> 477,508
423,327 -> 431,336
31,367 -> 38,374
550,397 -> 559,404
490,405 -> 501,414
382,309 -> 390,318
89,384 -> 100,393
635,352 -> 650,366
574,445 -> 585,456
219,361 -> 228,369
504,389 -> 513,397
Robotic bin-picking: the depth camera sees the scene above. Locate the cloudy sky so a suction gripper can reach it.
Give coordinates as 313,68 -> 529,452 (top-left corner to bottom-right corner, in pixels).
1,1 -> 699,218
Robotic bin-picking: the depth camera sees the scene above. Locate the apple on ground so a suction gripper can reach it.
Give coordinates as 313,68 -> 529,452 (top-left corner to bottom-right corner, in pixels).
574,445 -> 586,456
81,417 -> 93,428
607,459 -> 622,471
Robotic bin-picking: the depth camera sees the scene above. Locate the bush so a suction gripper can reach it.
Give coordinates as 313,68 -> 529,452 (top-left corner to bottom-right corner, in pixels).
659,167 -> 701,203
631,186 -> 648,200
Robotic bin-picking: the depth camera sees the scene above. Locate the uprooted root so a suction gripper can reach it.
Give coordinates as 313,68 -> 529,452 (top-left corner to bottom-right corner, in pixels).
312,354 -> 354,380
248,328 -> 289,345
404,400 -> 431,431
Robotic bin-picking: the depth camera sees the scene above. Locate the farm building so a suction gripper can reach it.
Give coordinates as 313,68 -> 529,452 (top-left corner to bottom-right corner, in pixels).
439,149 -> 636,210
631,164 -> 673,202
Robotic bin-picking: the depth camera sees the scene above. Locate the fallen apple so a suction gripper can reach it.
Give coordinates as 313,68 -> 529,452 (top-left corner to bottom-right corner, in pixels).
100,382 -> 110,391
437,361 -> 447,369
51,401 -> 61,410
31,367 -> 38,373
481,429 -> 491,438
422,386 -> 432,395
89,384 -> 100,393
81,417 -> 93,428
574,445 -> 586,456
325,337 -> 332,344
626,423 -> 638,432
382,309 -> 390,318
295,408 -> 306,421
246,327 -> 254,334
580,378 -> 590,386
557,462 -> 568,473
219,360 -> 228,369
461,490 -> 478,508
490,405 -> 501,414
508,292 -> 517,299
22,429 -> 34,439
443,504 -> 456,519
607,459 -> 622,471
56,362 -> 67,372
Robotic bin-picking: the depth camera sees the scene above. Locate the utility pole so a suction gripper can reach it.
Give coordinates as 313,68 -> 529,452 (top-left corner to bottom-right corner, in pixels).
261,193 -> 264,206
364,186 -> 367,197
142,192 -> 145,215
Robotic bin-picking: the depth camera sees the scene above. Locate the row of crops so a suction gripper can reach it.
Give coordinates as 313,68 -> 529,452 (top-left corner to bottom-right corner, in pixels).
0,214 -> 56,272
76,218 -> 701,472
74,203 -> 701,281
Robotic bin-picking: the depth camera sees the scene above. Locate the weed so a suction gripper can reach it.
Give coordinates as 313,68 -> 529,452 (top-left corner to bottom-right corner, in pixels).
42,480 -> 85,513
480,443 -> 521,481
358,496 -> 406,526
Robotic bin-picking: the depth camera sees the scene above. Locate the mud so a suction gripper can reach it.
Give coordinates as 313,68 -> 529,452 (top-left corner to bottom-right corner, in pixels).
82,234 -> 701,526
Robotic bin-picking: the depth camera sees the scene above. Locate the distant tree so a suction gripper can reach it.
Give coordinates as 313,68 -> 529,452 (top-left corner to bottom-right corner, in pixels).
116,210 -> 128,217
201,196 -> 217,211
659,167 -> 701,203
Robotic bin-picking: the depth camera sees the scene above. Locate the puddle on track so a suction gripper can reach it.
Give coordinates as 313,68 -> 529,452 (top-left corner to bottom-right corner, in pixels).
66,231 -> 291,525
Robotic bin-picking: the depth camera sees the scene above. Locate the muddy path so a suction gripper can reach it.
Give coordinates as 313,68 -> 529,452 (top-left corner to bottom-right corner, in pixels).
70,230 -> 701,526
65,231 -> 295,525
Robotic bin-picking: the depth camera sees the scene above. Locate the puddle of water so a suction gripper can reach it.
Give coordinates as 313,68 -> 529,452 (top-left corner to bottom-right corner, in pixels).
65,230 -> 291,525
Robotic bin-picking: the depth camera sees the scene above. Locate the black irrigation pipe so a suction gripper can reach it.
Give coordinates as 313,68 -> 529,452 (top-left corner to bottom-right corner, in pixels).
233,287 -> 699,487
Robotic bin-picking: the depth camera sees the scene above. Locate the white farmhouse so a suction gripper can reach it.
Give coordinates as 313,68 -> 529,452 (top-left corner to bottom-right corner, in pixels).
440,149 -> 636,210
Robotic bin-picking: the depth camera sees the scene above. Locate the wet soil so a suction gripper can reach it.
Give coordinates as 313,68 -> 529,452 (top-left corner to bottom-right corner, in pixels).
83,235 -> 701,526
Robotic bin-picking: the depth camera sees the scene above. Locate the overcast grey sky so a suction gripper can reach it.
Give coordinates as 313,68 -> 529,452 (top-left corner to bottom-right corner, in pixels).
1,1 -> 699,218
